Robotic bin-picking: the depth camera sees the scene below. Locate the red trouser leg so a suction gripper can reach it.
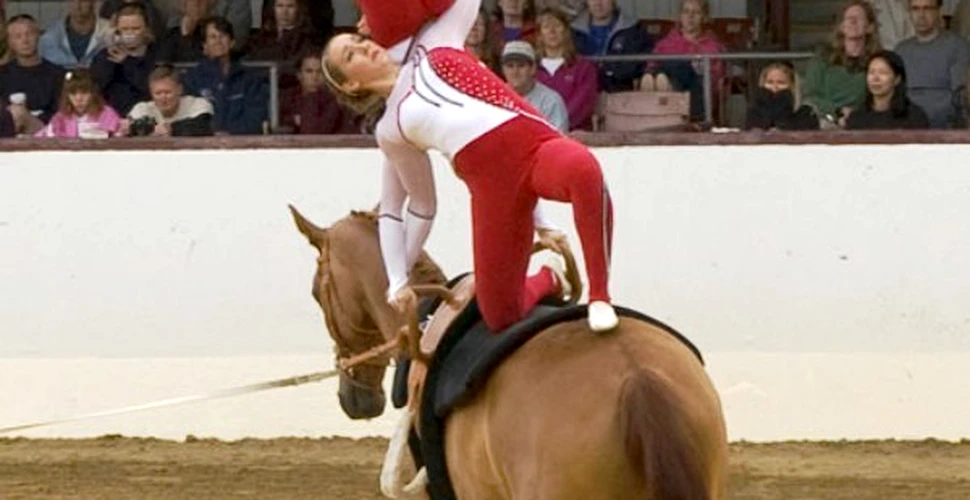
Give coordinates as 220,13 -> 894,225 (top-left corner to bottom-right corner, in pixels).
530,136 -> 613,303
457,119 -> 560,332
467,181 -> 558,331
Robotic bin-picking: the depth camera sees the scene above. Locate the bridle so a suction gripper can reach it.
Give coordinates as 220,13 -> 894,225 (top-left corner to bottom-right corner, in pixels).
315,233 -> 402,386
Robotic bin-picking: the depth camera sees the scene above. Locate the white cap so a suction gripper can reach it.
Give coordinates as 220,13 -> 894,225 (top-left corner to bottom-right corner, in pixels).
501,41 -> 536,64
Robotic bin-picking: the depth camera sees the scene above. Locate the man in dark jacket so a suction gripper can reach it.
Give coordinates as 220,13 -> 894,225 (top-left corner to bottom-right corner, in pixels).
571,0 -> 653,92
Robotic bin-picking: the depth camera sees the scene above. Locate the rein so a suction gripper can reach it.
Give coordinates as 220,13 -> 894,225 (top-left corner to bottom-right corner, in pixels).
317,220 -> 583,381
317,234 -> 394,376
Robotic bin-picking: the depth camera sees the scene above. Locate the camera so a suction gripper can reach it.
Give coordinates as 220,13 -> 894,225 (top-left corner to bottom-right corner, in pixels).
129,116 -> 157,137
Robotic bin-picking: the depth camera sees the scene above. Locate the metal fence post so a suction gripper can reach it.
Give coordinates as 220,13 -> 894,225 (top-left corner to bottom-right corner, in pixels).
703,56 -> 713,124
269,63 -> 280,132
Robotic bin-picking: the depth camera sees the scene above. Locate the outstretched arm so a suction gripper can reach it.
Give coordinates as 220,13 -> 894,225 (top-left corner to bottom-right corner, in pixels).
377,137 -> 438,299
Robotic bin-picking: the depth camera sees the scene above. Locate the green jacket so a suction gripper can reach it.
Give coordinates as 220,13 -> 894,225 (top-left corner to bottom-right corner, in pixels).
802,54 -> 867,117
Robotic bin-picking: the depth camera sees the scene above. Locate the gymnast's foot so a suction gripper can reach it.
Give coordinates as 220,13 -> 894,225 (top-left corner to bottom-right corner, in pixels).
588,301 -> 618,332
544,257 -> 572,302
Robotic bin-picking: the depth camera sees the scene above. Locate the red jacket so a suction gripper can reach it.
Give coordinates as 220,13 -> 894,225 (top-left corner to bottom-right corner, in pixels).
279,88 -> 360,134
648,28 -> 725,94
536,57 -> 599,131
358,0 -> 456,48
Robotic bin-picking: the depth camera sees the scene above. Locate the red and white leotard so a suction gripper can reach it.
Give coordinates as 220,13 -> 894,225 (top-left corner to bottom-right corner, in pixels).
375,0 -> 613,331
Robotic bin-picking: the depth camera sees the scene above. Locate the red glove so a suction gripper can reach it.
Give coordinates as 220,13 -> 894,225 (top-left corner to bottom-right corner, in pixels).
357,0 -> 456,48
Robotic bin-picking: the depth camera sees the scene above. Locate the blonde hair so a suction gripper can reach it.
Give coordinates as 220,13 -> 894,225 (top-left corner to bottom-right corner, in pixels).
829,0 -> 880,68
758,63 -> 802,109
320,40 -> 386,119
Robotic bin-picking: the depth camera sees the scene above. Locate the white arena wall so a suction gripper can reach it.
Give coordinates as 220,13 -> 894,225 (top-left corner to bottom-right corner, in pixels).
1,144 -> 968,442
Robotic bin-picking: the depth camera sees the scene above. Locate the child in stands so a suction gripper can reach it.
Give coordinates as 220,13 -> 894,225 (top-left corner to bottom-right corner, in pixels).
35,70 -> 122,138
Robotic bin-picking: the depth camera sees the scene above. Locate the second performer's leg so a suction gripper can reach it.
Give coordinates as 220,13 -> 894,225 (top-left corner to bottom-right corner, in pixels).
530,136 -> 617,331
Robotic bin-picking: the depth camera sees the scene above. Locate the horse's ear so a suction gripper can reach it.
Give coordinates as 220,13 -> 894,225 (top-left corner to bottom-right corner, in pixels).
289,204 -> 328,250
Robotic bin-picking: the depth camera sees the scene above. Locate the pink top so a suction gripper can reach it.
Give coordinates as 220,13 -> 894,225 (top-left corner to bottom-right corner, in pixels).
35,106 -> 122,138
648,28 -> 725,91
536,58 -> 599,130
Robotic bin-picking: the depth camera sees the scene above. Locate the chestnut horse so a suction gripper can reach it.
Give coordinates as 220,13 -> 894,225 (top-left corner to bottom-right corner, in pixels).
291,207 -> 729,500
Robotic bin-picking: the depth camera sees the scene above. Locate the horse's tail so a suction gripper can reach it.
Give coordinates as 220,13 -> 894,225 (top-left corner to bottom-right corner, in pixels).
619,368 -> 709,500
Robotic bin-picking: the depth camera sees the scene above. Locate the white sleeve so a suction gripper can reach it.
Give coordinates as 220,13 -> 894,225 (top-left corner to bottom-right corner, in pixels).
418,0 -> 481,50
378,159 -> 410,297
377,127 -> 438,298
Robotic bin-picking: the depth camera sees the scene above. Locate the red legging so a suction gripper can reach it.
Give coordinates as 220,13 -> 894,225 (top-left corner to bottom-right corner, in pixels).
453,115 -> 614,332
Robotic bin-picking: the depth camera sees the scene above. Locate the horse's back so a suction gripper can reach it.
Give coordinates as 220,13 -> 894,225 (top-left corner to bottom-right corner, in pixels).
444,316 -> 728,500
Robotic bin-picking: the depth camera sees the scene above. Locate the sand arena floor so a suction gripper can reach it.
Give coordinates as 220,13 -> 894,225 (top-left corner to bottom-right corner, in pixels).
1,437 -> 969,499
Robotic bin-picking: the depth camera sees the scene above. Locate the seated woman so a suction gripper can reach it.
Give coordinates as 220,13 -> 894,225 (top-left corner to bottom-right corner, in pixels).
35,70 -> 122,138
845,50 -> 929,130
492,0 -> 537,44
279,49 -> 360,134
246,0 -> 321,91
99,0 -> 168,43
465,7 -> 501,74
640,0 -> 724,121
802,0 -> 879,128
182,17 -> 268,135
534,8 -> 598,130
745,62 -> 819,131
90,3 -> 158,116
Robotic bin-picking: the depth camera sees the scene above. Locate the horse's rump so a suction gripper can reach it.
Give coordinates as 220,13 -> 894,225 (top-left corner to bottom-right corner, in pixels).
411,300 -> 704,499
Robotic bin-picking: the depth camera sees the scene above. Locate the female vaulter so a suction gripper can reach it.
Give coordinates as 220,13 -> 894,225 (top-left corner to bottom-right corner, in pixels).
320,0 -> 618,332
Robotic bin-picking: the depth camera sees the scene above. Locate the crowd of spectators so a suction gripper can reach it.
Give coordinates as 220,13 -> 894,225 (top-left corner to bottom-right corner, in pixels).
3,0 -> 970,139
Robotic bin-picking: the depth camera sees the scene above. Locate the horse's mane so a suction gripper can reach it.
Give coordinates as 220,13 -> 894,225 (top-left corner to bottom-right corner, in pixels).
347,209 -> 448,286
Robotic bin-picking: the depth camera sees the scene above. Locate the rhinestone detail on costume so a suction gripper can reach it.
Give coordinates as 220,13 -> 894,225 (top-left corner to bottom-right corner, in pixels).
424,47 -> 540,115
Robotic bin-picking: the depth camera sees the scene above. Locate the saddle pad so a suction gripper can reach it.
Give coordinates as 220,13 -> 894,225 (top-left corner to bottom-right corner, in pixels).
392,273 -> 472,410
417,302 -> 702,500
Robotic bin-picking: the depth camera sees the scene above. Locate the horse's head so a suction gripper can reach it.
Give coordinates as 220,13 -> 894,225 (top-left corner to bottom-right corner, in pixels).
290,205 -> 447,420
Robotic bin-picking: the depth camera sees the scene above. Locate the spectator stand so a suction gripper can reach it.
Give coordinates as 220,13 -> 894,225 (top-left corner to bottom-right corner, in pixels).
637,16 -> 757,126
61,59 -> 285,133
590,50 -> 814,127
5,129 -> 970,152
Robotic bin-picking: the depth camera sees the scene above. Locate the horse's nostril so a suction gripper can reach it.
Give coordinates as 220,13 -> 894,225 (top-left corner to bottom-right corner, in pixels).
339,387 -> 386,419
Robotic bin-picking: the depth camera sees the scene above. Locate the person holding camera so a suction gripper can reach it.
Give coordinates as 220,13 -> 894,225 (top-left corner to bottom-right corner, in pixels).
91,3 -> 158,115
124,64 -> 213,136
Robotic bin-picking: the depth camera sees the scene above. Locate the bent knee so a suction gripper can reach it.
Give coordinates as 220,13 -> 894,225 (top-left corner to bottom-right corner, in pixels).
478,299 -> 521,333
